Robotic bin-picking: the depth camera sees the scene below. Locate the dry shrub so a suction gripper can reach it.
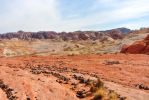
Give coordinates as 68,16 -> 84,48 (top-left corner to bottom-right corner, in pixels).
90,79 -> 104,93
93,88 -> 106,100
104,60 -> 120,65
109,91 -> 118,100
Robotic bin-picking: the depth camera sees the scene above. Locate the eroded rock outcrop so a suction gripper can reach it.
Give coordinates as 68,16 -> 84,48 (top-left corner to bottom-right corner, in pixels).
0,28 -> 131,41
121,34 -> 149,54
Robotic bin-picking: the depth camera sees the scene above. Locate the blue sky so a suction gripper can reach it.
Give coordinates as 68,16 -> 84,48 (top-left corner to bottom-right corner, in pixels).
0,0 -> 149,33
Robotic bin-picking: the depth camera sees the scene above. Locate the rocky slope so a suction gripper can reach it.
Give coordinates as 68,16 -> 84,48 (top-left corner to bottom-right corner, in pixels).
0,54 -> 149,100
0,28 -> 149,100
0,55 -> 126,100
121,34 -> 149,54
0,28 -> 148,57
0,28 -> 131,40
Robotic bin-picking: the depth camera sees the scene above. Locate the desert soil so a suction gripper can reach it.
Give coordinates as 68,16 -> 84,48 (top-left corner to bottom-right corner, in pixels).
0,54 -> 149,100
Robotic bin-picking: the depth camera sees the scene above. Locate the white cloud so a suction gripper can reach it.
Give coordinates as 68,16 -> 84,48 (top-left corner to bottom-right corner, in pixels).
0,0 -> 60,32
56,0 -> 149,31
0,0 -> 149,32
118,20 -> 149,30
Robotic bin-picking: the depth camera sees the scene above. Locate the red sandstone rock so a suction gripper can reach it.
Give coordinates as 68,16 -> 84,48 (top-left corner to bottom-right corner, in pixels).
143,45 -> 149,54
120,44 -> 129,53
121,34 -> 149,54
126,41 -> 146,54
144,35 -> 149,40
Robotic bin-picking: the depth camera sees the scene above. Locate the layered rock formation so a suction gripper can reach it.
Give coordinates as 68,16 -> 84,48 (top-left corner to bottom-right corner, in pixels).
0,28 -> 130,40
121,34 -> 149,54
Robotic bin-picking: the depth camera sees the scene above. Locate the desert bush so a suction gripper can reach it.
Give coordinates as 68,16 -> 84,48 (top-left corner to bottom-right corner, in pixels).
93,88 -> 106,100
104,60 -> 120,65
90,79 -> 104,93
95,79 -> 104,88
89,79 -> 106,100
89,78 -> 120,100
109,90 -> 118,100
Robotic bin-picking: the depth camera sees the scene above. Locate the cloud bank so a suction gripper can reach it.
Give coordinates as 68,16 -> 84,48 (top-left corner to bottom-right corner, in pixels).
0,0 -> 149,33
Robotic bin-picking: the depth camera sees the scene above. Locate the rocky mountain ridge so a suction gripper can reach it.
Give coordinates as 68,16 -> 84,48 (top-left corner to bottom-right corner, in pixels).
0,28 -> 131,40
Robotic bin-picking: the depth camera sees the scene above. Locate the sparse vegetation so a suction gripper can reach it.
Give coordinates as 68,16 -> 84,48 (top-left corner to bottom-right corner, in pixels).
109,90 -> 119,100
89,79 -> 106,100
93,88 -> 106,100
90,79 -> 120,100
104,60 -> 120,65
90,79 -> 103,92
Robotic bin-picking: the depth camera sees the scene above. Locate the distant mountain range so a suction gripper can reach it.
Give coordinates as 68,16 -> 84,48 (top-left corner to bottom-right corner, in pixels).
0,27 -> 148,41
103,28 -> 131,34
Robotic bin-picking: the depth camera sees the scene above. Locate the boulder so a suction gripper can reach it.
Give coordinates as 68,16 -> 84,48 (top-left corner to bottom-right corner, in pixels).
125,41 -> 146,54
121,34 -> 149,54
120,44 -> 129,53
143,45 -> 149,54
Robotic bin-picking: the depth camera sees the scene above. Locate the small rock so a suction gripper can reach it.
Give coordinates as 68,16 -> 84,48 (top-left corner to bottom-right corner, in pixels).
76,90 -> 86,98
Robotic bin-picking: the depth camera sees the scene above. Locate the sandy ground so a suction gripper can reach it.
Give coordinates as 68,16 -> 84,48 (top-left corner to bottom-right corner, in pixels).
0,65 -> 78,100
0,54 -> 149,99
